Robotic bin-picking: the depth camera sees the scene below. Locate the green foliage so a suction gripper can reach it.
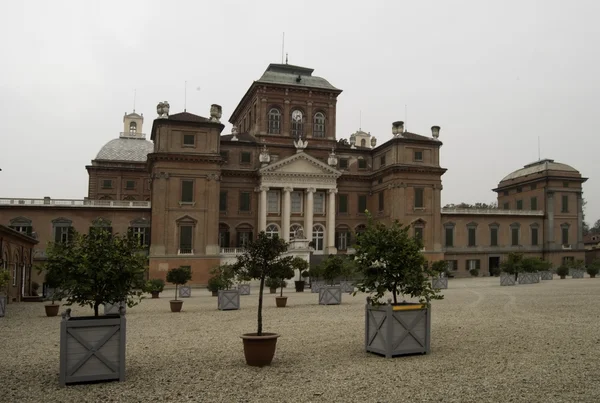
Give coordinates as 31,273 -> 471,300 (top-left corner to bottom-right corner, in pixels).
429,260 -> 449,277
352,213 -> 442,305
265,277 -> 284,289
469,268 -> 479,277
308,264 -> 324,280
289,257 -> 309,281
0,270 -> 10,290
340,256 -> 357,280
207,264 -> 235,292
321,255 -> 344,285
301,270 -> 309,278
500,252 -> 523,275
556,265 -> 569,277
232,232 -> 289,335
521,257 -> 542,273
166,266 -> 192,301
572,259 -> 585,270
43,228 -> 146,316
145,278 -> 165,293
490,266 -> 501,277
586,260 -> 600,276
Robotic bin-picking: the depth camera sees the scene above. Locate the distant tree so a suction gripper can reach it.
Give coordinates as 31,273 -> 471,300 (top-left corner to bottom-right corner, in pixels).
590,219 -> 600,235
443,202 -> 497,209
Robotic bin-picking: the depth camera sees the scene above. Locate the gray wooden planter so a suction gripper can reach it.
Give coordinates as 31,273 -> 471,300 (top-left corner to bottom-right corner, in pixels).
178,286 -> 191,298
532,272 -> 541,283
500,272 -> 516,286
572,269 -> 584,279
518,272 -> 536,284
238,284 -> 250,295
318,286 -> 342,305
103,301 -> 126,316
340,281 -> 354,293
0,295 -> 5,317
365,301 -> 430,358
431,276 -> 448,289
218,289 -> 240,311
540,271 -> 553,280
59,312 -> 126,386
311,281 -> 324,293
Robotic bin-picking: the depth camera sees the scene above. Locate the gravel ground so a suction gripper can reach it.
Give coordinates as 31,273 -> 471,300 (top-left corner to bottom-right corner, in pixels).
1,276 -> 600,403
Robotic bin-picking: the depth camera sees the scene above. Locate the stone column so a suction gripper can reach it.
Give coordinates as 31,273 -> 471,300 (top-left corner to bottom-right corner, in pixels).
326,188 -> 338,254
432,184 -> 443,252
258,186 -> 269,233
304,188 -> 315,242
282,187 -> 293,241
577,191 -> 584,248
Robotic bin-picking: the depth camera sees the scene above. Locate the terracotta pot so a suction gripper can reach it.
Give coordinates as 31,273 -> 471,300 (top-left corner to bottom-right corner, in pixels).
211,291 -> 218,297
170,300 -> 183,312
44,303 -> 60,317
269,288 -> 276,294
560,275 -> 566,279
151,291 -> 160,299
294,281 -> 305,292
241,333 -> 279,367
590,274 -> 596,279
275,296 -> 287,308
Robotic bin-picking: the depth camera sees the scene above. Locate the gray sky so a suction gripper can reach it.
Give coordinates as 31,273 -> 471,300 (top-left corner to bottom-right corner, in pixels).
1,1 -> 598,223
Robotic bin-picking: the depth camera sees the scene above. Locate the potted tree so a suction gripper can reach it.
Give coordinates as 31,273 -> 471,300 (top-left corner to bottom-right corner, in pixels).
309,264 -> 325,293
587,261 -> 599,278
145,279 -> 165,298
293,257 -> 309,292
539,260 -> 553,280
500,252 -> 522,286
207,266 -> 226,296
430,260 -> 449,290
44,228 -> 145,385
237,269 -> 252,295
519,257 -> 540,284
166,266 -> 192,312
571,259 -> 585,279
272,257 -> 295,308
232,232 -> 289,366
0,270 -> 9,318
215,264 -> 239,310
556,265 -> 569,279
339,256 -> 357,293
353,214 -> 442,358
319,255 -> 344,305
265,277 -> 280,294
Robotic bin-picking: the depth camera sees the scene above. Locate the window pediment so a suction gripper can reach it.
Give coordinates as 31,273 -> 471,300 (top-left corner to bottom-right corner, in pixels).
176,215 -> 197,225
130,217 -> 150,227
10,216 -> 32,226
52,217 -> 72,225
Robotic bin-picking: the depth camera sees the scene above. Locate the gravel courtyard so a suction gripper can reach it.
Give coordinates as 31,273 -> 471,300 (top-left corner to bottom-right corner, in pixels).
1,277 -> 599,403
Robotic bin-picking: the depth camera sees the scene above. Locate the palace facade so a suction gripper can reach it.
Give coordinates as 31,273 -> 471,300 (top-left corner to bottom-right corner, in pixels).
0,63 -> 587,297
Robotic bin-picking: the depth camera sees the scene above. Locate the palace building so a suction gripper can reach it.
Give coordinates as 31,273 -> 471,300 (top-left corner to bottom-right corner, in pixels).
0,63 -> 587,298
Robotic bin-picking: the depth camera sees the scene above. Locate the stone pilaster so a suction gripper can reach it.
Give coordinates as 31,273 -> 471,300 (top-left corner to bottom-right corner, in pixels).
304,188 -> 315,243
282,187 -> 293,241
326,188 -> 337,254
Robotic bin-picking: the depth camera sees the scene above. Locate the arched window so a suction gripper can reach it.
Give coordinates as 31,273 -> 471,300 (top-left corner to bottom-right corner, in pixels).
268,108 -> 281,134
312,224 -> 325,251
123,195 -> 136,201
266,224 -> 280,239
129,121 -> 137,134
313,112 -> 325,138
290,224 -> 304,240
219,223 -> 230,248
291,109 -> 304,138
360,139 -> 366,147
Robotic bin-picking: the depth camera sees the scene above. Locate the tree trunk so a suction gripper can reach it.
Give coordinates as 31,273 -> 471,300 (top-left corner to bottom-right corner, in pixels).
392,288 -> 397,305
175,284 -> 178,301
280,280 -> 283,297
94,302 -> 99,317
258,275 -> 265,336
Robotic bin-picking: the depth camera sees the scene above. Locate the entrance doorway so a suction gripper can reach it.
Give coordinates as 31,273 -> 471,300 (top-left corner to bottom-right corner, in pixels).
488,257 -> 500,276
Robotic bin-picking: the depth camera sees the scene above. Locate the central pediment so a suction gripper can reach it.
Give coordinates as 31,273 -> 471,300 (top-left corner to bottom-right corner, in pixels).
259,152 -> 341,177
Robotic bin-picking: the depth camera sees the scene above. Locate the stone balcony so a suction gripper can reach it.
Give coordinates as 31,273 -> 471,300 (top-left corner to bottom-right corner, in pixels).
0,198 -> 151,209
442,208 -> 544,216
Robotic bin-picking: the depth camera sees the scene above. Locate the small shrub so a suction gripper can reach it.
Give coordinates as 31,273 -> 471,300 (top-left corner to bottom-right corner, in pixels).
265,277 -> 282,289
556,266 -> 569,277
469,268 -> 479,277
145,278 -> 165,293
0,270 -> 10,290
586,265 -> 599,278
490,267 -> 501,277
166,266 -> 192,301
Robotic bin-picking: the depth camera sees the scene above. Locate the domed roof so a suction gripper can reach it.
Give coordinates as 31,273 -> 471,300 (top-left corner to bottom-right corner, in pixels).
95,137 -> 154,162
501,159 -> 579,182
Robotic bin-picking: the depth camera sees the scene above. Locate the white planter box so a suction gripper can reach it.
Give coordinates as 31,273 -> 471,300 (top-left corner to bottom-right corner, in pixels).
540,271 -> 553,280
431,277 -> 448,289
339,281 -> 354,293
318,286 -> 342,305
311,281 -> 324,293
518,272 -> 536,284
572,269 -> 584,279
0,295 -> 5,317
218,289 -> 240,311
178,286 -> 191,298
238,284 -> 250,295
103,301 -> 126,315
500,272 -> 516,286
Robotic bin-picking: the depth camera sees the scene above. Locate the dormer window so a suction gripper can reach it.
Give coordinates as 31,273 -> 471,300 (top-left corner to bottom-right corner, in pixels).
129,121 -> 137,134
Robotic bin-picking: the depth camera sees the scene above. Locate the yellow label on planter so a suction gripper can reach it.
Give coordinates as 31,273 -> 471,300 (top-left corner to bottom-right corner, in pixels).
392,304 -> 426,311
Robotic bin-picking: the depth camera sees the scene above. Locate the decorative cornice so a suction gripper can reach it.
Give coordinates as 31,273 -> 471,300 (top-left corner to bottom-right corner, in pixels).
259,151 -> 341,177
147,153 -> 222,165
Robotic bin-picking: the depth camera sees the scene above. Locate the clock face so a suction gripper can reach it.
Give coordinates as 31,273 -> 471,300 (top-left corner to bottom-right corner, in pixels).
292,110 -> 303,122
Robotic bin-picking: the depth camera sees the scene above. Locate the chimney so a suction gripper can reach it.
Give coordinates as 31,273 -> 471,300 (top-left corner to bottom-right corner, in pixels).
431,126 -> 440,139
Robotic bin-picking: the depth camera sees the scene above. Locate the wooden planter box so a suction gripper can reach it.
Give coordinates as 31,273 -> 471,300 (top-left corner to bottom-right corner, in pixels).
218,289 -> 240,311
500,272 -> 516,286
238,284 -> 250,295
103,301 -> 126,316
178,286 -> 191,298
311,281 -> 324,293
60,313 -> 126,386
431,276 -> 448,289
318,286 -> 342,305
365,302 -> 430,358
532,272 -> 541,283
540,271 -> 553,280
572,269 -> 584,279
0,295 -> 5,317
518,272 -> 536,284
340,281 -> 354,293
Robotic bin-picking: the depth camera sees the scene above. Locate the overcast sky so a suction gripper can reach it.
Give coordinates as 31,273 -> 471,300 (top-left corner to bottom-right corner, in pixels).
1,1 -> 598,223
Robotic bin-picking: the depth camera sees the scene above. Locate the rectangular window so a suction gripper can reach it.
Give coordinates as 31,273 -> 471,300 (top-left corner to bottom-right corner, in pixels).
414,227 -> 423,242
414,188 -> 424,208
561,195 -> 568,213
181,180 -> 194,203
378,191 -> 384,211
490,227 -> 498,246
102,179 -> 112,189
125,180 -> 135,190
338,194 -> 348,214
179,225 -> 193,253
339,159 -> 348,169
380,155 -> 386,167
446,260 -> 458,271
220,151 -> 229,162
219,191 -> 227,212
503,202 -> 510,210
54,226 -> 72,244
336,232 -> 348,250
358,195 -> 367,214
239,192 -> 251,212
517,187 -> 522,193
530,183 -> 537,190
562,256 -> 574,265
267,191 -> 279,213
468,227 -> 476,247
414,151 -> 423,161
530,197 -> 537,210
183,134 -> 195,146
531,227 -> 538,246
131,226 -> 150,247
241,151 -> 251,164
238,231 -> 252,247
358,159 -> 367,169
445,227 -> 454,247
562,227 -> 569,245
10,225 -> 32,236
291,191 -> 303,213
511,228 -> 519,246
313,192 -> 325,214
516,200 -> 523,210
219,230 -> 230,247
467,259 -> 481,270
